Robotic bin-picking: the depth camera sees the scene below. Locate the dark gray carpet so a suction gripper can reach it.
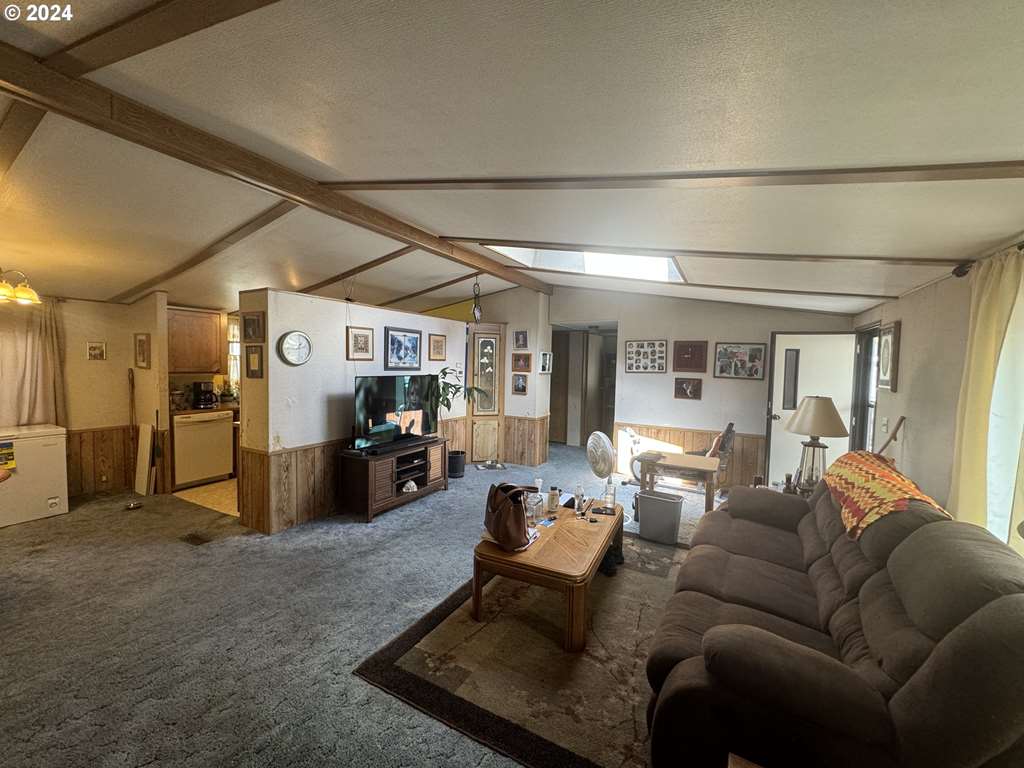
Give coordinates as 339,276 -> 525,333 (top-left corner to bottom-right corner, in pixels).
0,444 -> 700,767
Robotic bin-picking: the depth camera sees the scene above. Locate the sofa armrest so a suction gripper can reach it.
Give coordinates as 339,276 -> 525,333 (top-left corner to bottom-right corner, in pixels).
702,625 -> 895,745
726,486 -> 809,531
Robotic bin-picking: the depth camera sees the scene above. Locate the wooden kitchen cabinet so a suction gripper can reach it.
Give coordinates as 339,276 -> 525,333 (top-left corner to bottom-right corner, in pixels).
168,308 -> 225,373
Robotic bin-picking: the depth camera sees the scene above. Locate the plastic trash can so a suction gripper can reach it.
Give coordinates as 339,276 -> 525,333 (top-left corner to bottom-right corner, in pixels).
637,489 -> 683,545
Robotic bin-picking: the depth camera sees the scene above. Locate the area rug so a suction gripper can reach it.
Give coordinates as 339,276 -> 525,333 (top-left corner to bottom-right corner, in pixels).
354,535 -> 687,768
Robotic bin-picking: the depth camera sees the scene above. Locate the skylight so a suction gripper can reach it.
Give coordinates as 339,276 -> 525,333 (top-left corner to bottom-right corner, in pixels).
582,252 -> 674,282
490,245 -> 681,283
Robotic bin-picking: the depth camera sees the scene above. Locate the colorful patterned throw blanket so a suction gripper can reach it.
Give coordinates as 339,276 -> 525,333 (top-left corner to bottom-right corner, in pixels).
823,451 -> 949,539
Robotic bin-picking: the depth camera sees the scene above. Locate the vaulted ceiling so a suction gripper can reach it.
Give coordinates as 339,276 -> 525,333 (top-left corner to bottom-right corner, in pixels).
2,0 -> 1023,315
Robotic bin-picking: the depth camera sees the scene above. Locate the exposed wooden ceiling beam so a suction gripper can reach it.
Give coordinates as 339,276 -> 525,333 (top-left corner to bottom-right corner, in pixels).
109,200 -> 298,302
380,271 -> 481,307
0,100 -> 45,181
300,245 -> 417,294
443,237 -> 967,267
0,42 -> 551,296
322,160 -> 1024,191
1,0 -> 286,184
45,0 -> 286,78
515,266 -> 898,301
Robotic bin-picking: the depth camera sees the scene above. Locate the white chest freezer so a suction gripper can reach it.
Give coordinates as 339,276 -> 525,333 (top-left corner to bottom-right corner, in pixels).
0,424 -> 69,528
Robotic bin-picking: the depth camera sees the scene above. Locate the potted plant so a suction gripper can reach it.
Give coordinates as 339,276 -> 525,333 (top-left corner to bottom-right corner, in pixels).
427,367 -> 483,478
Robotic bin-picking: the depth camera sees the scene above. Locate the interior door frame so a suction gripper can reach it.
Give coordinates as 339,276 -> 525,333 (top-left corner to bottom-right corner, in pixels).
851,322 -> 882,451
467,322 -> 505,462
764,330 -> 857,481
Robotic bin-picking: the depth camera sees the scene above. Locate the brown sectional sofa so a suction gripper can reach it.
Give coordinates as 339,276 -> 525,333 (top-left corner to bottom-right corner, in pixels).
646,481 -> 1024,768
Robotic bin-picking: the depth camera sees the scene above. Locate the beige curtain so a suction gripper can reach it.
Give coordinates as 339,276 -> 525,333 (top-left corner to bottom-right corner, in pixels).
948,249 -> 1024,526
0,299 -> 67,426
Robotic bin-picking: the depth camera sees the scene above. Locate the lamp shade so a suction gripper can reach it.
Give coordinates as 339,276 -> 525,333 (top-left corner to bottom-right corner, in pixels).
785,395 -> 849,438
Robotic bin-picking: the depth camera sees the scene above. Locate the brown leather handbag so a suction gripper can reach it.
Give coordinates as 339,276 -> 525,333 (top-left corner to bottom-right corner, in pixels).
485,483 -> 537,551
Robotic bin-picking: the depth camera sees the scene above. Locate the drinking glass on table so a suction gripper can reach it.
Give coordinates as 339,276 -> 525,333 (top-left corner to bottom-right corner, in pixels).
574,484 -> 585,517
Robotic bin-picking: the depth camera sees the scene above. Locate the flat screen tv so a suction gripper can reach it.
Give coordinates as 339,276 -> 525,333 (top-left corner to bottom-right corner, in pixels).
354,374 -> 438,448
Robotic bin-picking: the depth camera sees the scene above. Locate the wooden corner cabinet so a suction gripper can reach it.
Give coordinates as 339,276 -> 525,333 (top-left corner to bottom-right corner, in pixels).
168,307 -> 226,373
339,438 -> 448,522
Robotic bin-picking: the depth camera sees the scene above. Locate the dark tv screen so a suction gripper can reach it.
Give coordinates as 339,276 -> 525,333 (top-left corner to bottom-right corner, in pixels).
354,375 -> 438,446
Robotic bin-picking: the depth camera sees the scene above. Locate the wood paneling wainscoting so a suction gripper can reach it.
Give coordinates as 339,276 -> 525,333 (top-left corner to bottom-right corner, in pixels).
239,439 -> 344,534
438,416 -> 467,453
500,415 -> 550,466
66,425 -> 135,497
66,426 -> 172,498
612,421 -> 766,490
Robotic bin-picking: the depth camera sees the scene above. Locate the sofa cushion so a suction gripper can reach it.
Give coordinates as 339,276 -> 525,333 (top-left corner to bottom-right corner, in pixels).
860,570 -> 935,685
798,512 -> 829,568
674,545 -> 821,628
829,599 -> 900,698
888,522 -> 1024,640
646,589 -> 837,692
727,486 -> 811,531
690,509 -> 805,571
856,500 -> 950,568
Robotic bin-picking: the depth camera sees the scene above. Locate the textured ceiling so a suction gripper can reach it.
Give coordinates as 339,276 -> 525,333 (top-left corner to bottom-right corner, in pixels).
1,0 -> 1021,315
0,115 -> 278,302
351,182 -> 1024,261
528,270 -> 879,315
0,0 -> 155,57
89,0 -> 1024,178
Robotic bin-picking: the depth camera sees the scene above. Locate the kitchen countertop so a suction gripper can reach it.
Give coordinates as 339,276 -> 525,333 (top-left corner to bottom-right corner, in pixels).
171,405 -> 240,417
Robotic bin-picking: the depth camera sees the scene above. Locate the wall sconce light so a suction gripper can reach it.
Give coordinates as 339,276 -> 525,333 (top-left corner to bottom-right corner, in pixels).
472,278 -> 483,322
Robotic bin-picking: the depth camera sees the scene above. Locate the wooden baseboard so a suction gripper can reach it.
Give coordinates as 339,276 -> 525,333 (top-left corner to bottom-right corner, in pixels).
612,421 -> 766,489
501,414 -> 550,466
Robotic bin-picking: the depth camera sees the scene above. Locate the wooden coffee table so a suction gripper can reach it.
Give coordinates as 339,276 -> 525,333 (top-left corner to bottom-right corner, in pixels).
471,501 -> 624,652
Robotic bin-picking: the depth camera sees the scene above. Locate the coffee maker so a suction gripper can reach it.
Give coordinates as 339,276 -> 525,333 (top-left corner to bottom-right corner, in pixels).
192,381 -> 218,409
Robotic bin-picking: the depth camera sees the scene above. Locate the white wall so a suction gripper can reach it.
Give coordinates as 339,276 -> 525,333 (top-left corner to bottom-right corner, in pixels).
854,276 -> 970,505
550,287 -> 853,435
480,287 -> 551,418
61,294 -> 167,430
242,289 -> 468,452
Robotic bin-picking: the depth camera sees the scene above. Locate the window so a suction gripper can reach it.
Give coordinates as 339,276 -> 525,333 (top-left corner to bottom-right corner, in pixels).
227,315 -> 240,393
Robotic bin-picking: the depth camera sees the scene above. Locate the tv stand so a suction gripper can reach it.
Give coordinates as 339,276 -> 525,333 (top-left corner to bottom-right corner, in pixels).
339,436 -> 448,522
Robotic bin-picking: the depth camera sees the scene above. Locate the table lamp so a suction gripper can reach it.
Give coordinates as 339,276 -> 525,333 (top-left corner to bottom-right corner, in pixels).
785,396 -> 849,493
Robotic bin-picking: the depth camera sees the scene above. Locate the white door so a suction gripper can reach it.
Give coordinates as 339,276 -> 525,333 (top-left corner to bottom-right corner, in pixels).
767,333 -> 856,486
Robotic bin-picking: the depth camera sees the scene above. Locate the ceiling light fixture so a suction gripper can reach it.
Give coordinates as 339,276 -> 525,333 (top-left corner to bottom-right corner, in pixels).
0,268 -> 42,305
472,278 -> 483,322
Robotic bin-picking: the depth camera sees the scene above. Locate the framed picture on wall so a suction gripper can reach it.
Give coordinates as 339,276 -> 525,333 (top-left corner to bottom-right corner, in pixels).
385,327 -> 421,370
428,333 -> 447,361
672,340 -> 707,372
134,333 -> 151,369
511,373 -> 528,395
86,341 -> 107,361
513,330 -> 529,350
674,377 -> 703,400
540,351 -> 553,374
624,340 -> 667,373
878,321 -> 901,391
241,312 -> 265,343
511,352 -> 532,372
245,344 -> 264,378
346,326 -> 374,361
713,342 -> 766,380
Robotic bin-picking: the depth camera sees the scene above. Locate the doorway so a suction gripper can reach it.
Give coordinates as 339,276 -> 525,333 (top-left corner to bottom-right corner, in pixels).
548,325 -> 617,446
468,324 -> 503,462
851,325 -> 881,451
766,332 -> 856,486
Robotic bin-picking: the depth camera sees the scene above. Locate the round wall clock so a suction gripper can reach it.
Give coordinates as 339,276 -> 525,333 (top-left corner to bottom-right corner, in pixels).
277,331 -> 312,366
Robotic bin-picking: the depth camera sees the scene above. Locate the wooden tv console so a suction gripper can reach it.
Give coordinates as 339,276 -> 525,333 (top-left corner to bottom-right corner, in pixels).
338,437 -> 448,522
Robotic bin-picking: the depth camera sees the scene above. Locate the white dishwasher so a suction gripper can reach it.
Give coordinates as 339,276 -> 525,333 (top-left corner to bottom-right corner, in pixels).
173,411 -> 233,489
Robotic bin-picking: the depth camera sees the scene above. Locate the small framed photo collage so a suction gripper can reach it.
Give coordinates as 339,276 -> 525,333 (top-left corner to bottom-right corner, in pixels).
624,338 -> 766,401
